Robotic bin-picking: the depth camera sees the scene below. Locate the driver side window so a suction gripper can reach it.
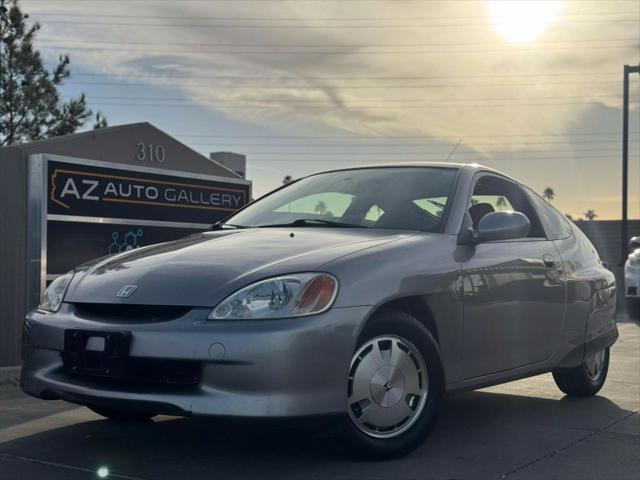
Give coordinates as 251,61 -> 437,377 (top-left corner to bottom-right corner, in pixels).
469,175 -> 545,238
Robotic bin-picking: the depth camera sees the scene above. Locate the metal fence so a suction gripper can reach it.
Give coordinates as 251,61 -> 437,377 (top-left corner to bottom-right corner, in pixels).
574,219 -> 640,309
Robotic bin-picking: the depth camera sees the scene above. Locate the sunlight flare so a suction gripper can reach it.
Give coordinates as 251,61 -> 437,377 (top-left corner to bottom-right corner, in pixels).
488,0 -> 565,43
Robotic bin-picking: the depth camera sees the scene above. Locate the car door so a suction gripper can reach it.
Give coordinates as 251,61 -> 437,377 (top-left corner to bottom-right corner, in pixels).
461,174 -> 566,379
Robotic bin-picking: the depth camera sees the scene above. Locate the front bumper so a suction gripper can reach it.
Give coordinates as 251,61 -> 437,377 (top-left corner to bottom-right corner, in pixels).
20,304 -> 370,417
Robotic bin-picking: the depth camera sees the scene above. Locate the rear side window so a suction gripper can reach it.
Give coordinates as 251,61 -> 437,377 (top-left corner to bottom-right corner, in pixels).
527,189 -> 572,240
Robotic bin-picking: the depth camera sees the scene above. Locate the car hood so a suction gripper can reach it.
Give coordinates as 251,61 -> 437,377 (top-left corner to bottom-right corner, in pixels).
65,228 -> 414,306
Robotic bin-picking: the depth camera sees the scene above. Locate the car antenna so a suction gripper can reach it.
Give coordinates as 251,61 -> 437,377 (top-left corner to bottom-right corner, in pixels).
444,139 -> 462,163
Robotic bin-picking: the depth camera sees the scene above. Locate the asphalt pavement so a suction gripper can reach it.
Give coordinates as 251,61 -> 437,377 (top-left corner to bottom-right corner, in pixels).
1,317 -> 638,480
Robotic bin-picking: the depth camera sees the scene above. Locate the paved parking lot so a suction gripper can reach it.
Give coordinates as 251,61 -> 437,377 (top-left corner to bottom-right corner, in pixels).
1,318 -> 638,480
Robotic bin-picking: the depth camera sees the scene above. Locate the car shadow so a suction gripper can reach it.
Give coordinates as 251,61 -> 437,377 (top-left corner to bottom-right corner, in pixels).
0,389 -> 633,479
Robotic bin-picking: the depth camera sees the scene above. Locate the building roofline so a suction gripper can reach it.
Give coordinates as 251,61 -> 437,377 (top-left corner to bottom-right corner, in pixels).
0,122 -> 244,179
0,122 -> 150,149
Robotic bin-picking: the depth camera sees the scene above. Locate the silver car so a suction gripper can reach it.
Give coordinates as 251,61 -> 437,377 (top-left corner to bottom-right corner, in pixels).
21,163 -> 617,458
625,237 -> 640,319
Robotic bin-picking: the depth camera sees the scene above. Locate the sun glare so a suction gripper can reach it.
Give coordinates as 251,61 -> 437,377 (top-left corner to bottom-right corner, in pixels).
489,0 -> 565,43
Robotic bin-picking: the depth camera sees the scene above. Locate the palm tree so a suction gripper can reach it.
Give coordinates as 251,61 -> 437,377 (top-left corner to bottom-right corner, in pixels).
314,200 -> 327,216
583,209 -> 598,221
542,187 -> 555,202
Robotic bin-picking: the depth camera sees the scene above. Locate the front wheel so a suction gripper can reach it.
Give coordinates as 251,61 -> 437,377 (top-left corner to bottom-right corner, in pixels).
552,347 -> 610,397
341,310 -> 444,459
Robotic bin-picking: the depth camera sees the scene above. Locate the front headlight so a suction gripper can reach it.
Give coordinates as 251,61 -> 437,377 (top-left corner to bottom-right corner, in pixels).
39,271 -> 74,312
208,273 -> 338,320
629,253 -> 639,267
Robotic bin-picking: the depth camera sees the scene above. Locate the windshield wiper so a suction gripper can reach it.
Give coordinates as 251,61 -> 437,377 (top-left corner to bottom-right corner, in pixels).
257,218 -> 368,229
209,222 -> 250,231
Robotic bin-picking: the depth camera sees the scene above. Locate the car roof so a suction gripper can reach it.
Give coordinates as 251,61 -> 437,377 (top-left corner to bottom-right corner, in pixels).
309,162 -> 519,183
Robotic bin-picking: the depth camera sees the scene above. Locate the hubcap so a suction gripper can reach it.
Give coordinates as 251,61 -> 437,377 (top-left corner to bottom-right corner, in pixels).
347,336 -> 428,439
584,349 -> 605,381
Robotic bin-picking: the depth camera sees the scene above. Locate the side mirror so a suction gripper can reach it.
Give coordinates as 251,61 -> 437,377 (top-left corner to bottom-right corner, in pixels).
472,211 -> 531,244
629,236 -> 640,252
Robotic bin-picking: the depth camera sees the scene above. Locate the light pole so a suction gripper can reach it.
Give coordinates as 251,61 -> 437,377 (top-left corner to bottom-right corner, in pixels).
621,64 -> 639,263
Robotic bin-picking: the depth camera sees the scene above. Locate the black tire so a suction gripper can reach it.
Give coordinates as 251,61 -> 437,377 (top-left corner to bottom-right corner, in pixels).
552,347 -> 610,397
341,309 -> 444,459
88,405 -> 155,422
627,298 -> 640,320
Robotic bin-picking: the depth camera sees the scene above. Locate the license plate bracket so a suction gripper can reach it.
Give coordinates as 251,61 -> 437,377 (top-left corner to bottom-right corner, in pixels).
63,330 -> 131,378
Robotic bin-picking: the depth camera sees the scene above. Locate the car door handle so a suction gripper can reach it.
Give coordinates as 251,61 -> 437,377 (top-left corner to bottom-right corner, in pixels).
542,254 -> 562,271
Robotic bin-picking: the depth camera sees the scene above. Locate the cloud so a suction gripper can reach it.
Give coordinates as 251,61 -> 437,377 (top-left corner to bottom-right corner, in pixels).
32,0 -> 638,145
24,0 -> 640,215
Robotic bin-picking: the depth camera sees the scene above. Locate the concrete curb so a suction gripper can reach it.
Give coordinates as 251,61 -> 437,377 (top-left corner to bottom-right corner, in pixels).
0,366 -> 21,387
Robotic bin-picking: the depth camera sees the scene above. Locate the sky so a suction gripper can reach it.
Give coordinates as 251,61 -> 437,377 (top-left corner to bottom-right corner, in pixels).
21,0 -> 640,219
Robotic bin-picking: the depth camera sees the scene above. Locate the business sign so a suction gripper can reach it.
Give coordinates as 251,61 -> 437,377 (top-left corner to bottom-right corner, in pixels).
47,160 -> 249,224
27,154 -> 250,288
46,221 -> 202,274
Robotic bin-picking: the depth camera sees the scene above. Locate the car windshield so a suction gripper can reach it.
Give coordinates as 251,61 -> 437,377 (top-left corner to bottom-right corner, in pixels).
225,167 -> 458,232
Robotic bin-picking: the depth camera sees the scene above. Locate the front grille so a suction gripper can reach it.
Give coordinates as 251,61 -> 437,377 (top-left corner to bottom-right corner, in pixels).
67,357 -> 202,386
72,303 -> 191,323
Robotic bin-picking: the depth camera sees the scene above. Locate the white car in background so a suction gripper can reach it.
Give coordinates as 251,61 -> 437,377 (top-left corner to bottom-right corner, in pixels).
625,236 -> 640,319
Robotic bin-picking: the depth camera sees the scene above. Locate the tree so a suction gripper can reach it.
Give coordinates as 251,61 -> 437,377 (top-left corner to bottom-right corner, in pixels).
496,196 -> 507,210
583,209 -> 598,221
93,112 -> 108,130
0,0 -> 106,146
314,200 -> 327,216
282,175 -> 293,185
542,187 -> 555,202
